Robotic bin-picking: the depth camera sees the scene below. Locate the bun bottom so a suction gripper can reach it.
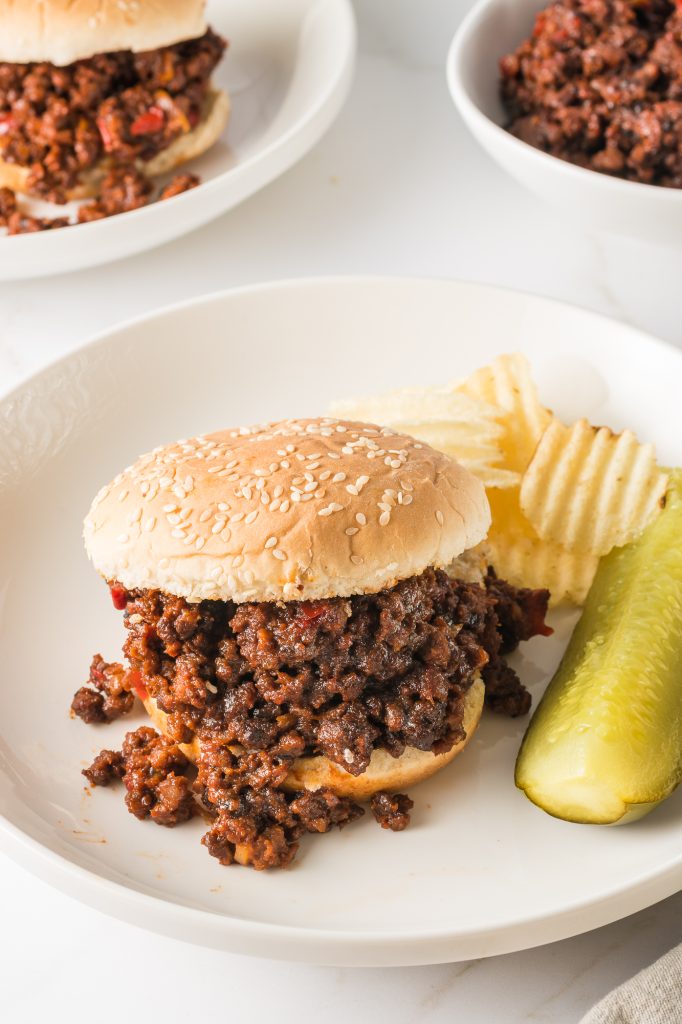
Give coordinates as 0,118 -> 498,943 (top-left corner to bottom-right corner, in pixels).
141,675 -> 485,800
0,85 -> 230,200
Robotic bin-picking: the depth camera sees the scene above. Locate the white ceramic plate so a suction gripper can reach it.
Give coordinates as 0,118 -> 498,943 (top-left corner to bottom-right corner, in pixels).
0,0 -> 356,281
1,278 -> 681,966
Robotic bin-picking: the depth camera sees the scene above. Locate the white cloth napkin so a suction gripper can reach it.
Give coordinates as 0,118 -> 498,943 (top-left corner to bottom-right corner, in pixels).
580,944 -> 682,1024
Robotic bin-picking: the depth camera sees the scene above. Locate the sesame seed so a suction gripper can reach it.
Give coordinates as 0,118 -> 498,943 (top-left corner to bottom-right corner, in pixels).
230,512 -> 245,523
280,500 -> 290,513
265,536 -> 277,549
245,510 -> 259,525
144,517 -> 156,532
436,510 -> 444,526
332,472 -> 346,483
159,476 -> 173,488
220,529 -> 231,543
212,523 -> 224,534
291,492 -> 302,503
116,533 -> 129,544
206,682 -> 218,694
199,509 -> 213,523
304,481 -> 317,493
273,549 -> 286,561
167,514 -> 182,525
171,527 -> 186,539
273,485 -> 284,498
280,460 -> 290,469
195,537 -> 205,550
232,554 -> 244,568
356,513 -> 367,526
379,512 -> 391,526
345,527 -> 359,536
350,555 -> 364,565
328,452 -> 341,460
210,567 -> 222,579
403,494 -> 413,505
341,446 -> 353,455
378,502 -> 391,513
346,485 -> 358,496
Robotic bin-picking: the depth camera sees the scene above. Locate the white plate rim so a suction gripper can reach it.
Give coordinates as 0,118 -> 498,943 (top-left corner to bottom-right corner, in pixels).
1,276 -> 681,965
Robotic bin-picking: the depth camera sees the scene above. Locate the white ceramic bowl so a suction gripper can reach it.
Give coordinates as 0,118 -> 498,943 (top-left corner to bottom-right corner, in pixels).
447,0 -> 682,244
0,0 -> 356,280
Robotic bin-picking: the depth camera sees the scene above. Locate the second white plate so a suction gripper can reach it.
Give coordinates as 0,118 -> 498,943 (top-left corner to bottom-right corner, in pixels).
0,0 -> 356,280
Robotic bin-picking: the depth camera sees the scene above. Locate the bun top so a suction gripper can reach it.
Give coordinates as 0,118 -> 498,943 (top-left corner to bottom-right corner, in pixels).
0,0 -> 207,66
84,418 -> 491,604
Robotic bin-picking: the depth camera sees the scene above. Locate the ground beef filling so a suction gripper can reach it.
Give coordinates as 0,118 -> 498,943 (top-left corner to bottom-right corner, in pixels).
500,0 -> 682,187
0,28 -> 225,202
78,567 -> 550,869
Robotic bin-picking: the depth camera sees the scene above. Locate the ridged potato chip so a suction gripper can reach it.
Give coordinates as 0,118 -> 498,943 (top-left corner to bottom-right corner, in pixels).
329,388 -> 520,488
455,353 -> 553,473
520,419 -> 668,556
486,489 -> 600,606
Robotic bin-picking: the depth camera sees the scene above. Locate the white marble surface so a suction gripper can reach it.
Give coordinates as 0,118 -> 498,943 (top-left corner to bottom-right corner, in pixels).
1,2 -> 681,1021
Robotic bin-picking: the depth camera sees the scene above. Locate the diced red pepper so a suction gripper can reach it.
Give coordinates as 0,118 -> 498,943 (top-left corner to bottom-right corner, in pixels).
127,670 -> 147,702
109,584 -> 129,610
296,601 -> 328,625
130,106 -> 165,136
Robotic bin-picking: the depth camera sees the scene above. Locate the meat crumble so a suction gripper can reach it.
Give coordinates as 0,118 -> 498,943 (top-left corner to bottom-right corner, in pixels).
78,567 -> 550,869
0,29 -> 225,231
370,791 -> 414,831
500,0 -> 682,187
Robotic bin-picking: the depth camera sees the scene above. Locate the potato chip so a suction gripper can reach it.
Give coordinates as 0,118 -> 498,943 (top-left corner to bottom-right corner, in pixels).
329,388 -> 520,488
486,489 -> 600,606
330,387 -> 501,430
455,353 -> 553,473
520,418 -> 668,556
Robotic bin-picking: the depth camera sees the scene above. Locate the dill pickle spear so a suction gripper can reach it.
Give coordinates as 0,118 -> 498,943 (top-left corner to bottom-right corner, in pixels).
515,468 -> 682,825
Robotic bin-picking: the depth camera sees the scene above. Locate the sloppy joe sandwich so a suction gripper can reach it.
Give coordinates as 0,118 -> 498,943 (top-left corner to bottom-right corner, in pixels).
0,0 -> 227,216
73,418 -> 550,869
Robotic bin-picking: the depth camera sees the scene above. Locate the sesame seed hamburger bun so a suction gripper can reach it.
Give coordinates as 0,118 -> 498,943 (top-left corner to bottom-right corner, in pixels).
84,418 -> 491,603
0,0 -> 207,66
140,678 -> 485,800
0,86 -> 229,200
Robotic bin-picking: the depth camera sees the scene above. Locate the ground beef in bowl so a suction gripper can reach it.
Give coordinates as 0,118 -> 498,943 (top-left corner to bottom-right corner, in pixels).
500,0 -> 682,186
